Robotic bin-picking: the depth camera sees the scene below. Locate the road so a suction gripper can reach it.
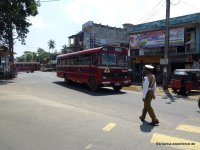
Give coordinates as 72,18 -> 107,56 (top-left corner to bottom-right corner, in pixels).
0,71 -> 200,150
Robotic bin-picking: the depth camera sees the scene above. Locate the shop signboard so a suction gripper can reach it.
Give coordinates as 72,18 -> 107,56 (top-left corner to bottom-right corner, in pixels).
130,28 -> 184,49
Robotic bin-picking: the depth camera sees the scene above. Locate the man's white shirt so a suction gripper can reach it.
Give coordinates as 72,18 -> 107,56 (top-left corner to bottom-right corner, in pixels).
142,76 -> 156,99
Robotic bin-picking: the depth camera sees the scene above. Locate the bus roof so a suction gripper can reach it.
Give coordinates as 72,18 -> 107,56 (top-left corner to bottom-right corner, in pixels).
57,47 -> 102,59
14,62 -> 40,64
57,46 -> 128,59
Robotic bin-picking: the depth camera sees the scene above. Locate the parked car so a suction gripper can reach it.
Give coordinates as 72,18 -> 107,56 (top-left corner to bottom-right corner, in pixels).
41,67 -> 53,72
171,69 -> 200,96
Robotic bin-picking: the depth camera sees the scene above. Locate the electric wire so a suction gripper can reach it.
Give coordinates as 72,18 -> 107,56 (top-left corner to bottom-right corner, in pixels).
142,2 -> 165,23
137,0 -> 164,23
137,0 -> 165,24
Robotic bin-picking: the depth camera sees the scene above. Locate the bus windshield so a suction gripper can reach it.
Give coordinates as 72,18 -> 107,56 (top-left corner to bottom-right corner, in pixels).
102,53 -> 116,66
118,55 -> 127,66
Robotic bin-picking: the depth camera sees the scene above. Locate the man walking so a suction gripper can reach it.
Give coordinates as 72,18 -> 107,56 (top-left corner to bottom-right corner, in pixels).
139,65 -> 159,126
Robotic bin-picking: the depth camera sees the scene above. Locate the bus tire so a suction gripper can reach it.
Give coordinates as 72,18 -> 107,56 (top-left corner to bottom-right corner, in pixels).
89,77 -> 98,92
113,85 -> 122,92
64,76 -> 70,84
198,98 -> 200,109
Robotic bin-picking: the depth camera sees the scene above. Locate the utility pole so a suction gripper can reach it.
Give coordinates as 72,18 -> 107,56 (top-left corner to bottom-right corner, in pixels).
163,0 -> 170,89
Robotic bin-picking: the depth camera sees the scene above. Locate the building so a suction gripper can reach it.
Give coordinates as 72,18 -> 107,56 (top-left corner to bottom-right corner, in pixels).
67,21 -> 132,52
0,46 -> 11,77
129,13 -> 200,83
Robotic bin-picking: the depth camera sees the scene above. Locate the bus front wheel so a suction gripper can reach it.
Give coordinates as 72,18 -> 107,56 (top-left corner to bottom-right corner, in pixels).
89,77 -> 98,92
113,85 -> 122,92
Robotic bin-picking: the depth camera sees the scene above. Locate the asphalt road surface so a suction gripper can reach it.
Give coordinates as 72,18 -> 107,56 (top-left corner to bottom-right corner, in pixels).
0,71 -> 200,150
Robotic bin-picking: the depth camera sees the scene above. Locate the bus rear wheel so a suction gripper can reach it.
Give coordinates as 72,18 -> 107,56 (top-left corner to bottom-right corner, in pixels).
89,77 -> 98,92
64,76 -> 70,84
113,85 -> 122,92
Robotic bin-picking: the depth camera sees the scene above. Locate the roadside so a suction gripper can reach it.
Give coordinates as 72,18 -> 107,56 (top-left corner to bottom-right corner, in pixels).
123,82 -> 200,101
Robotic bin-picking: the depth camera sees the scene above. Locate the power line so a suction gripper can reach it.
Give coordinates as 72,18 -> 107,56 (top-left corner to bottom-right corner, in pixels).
137,0 -> 165,24
142,2 -> 165,23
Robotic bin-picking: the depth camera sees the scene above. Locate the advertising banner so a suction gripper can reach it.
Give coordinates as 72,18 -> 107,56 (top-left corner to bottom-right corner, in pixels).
130,28 -> 184,49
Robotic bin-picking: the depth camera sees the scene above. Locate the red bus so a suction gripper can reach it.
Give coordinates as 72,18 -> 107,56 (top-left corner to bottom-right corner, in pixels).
14,62 -> 40,73
56,46 -> 131,92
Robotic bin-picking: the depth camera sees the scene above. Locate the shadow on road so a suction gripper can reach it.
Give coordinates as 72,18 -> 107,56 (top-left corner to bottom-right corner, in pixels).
53,81 -> 127,96
0,78 -> 15,85
188,90 -> 200,96
163,89 -> 176,104
170,89 -> 200,101
139,121 -> 155,132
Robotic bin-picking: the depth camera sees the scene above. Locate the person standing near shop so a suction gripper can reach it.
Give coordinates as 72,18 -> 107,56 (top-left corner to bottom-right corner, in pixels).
139,65 -> 159,126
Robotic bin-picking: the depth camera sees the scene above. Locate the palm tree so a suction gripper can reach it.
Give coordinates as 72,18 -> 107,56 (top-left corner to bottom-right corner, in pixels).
61,44 -> 68,54
48,39 -> 56,53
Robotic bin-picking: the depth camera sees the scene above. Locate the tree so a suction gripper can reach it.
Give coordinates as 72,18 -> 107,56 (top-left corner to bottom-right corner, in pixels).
0,0 -> 38,66
48,39 -> 56,53
61,44 -> 68,53
24,51 -> 33,62
16,55 -> 26,62
37,47 -> 49,63
31,52 -> 37,61
16,51 -> 33,62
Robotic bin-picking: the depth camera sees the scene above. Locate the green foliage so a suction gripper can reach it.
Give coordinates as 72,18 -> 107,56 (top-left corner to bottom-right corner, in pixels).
61,44 -> 69,53
37,48 -> 49,62
0,0 -> 38,46
48,39 -> 56,52
16,48 -> 50,63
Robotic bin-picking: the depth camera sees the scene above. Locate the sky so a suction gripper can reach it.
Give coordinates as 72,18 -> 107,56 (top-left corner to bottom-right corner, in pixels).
14,0 -> 200,57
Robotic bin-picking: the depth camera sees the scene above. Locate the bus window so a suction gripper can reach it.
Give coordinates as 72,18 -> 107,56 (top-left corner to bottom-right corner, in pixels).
78,55 -> 91,65
92,54 -> 98,66
118,55 -> 127,66
102,53 -> 116,66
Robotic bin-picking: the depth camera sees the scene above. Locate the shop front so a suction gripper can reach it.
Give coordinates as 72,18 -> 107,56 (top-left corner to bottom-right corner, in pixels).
130,28 -> 185,83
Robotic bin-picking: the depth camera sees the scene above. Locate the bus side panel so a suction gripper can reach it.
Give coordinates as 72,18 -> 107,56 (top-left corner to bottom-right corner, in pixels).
58,66 -> 98,84
66,66 -> 96,84
57,71 -> 65,78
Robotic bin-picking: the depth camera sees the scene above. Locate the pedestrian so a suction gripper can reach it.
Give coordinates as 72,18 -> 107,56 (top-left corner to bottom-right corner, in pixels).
139,65 -> 159,126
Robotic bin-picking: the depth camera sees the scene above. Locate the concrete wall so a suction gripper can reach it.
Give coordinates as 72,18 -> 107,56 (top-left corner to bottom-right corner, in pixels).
82,21 -> 128,48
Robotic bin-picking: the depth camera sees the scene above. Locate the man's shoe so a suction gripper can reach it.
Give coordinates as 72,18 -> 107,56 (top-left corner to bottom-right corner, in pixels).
139,116 -> 145,122
148,120 -> 159,126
